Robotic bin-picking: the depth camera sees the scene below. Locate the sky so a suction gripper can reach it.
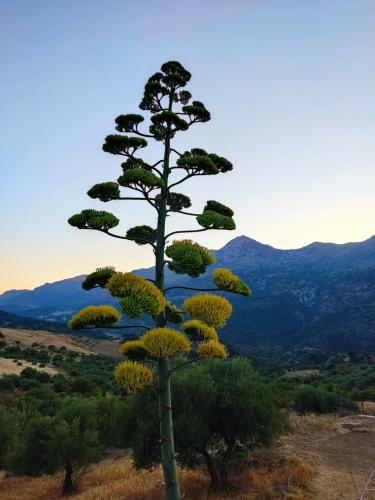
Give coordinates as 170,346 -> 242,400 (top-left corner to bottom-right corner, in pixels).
0,0 -> 374,293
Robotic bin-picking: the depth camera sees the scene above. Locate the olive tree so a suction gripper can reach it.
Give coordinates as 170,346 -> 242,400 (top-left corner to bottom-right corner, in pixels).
68,61 -> 250,500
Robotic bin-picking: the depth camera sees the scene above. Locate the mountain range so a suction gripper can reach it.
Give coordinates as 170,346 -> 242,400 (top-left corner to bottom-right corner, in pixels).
1,235 -> 375,352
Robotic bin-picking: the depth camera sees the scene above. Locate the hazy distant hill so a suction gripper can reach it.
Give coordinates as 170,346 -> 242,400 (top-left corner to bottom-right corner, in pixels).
0,309 -> 71,334
1,235 -> 375,352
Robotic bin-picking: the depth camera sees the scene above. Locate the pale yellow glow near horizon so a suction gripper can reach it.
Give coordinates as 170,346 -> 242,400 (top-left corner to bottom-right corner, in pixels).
1,217 -> 374,294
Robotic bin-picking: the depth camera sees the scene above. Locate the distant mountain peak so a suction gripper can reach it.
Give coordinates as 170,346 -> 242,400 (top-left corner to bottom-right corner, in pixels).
220,235 -> 273,250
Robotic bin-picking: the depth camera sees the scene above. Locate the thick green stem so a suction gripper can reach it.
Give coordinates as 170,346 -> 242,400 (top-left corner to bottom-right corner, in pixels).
158,359 -> 180,500
154,91 -> 181,500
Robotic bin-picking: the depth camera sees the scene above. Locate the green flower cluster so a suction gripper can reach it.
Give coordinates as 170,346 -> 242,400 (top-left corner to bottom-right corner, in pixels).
212,268 -> 250,296
165,302 -> 184,324
177,149 -> 233,175
102,135 -> 147,155
82,267 -> 116,291
204,200 -> 234,217
182,100 -> 211,122
150,111 -> 189,140
117,168 -> 164,190
165,239 -> 216,277
155,192 -> 192,211
139,61 -> 191,113
177,149 -> 218,174
126,225 -> 157,245
197,210 -> 235,230
68,209 -> 119,231
106,272 -> 166,319
181,320 -> 218,341
119,340 -> 148,361
121,157 -> 147,171
87,182 -> 120,202
115,114 -> 144,132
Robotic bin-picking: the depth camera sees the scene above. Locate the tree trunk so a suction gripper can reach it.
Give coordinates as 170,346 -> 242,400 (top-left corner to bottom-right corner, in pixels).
203,449 -> 232,492
62,461 -> 74,496
154,92 -> 181,500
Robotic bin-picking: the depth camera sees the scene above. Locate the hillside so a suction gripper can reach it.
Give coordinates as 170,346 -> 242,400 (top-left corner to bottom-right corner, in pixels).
1,235 -> 375,352
0,327 -> 122,360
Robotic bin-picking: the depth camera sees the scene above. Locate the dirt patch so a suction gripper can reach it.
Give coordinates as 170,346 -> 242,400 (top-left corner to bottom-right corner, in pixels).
283,369 -> 320,378
284,414 -> 375,499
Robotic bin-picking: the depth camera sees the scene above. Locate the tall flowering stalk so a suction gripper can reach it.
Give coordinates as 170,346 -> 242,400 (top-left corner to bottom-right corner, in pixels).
68,61 -> 250,500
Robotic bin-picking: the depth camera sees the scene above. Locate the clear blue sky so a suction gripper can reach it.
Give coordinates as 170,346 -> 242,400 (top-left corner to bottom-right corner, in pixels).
1,0 -> 374,292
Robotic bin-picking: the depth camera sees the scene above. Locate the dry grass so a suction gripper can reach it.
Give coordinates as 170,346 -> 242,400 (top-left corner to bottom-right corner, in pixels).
0,327 -> 122,358
0,357 -> 59,376
287,413 -> 339,434
360,401 -> 375,415
0,328 -> 94,355
0,453 -> 313,500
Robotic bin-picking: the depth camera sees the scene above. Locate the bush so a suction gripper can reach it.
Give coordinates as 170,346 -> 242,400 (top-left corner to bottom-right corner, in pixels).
125,358 -> 285,490
294,386 -> 356,414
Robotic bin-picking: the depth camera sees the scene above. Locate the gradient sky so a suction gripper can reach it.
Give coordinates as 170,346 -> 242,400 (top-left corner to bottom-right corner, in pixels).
1,0 -> 374,293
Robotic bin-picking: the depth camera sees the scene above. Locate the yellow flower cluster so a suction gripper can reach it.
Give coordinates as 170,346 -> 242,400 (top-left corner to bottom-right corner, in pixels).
212,268 -> 251,296
140,327 -> 190,359
106,272 -> 166,318
114,361 -> 153,392
197,341 -> 227,359
183,294 -> 232,327
181,320 -> 218,341
68,305 -> 121,330
119,340 -> 147,361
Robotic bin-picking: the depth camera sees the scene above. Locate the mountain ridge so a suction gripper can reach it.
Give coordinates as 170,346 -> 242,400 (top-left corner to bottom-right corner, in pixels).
1,234 -> 375,352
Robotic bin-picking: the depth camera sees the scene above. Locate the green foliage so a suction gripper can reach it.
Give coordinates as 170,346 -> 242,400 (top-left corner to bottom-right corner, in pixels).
0,406 -> 18,468
165,239 -> 216,277
82,267 -> 116,290
125,359 -> 284,487
126,225 -> 157,245
117,167 -> 164,190
102,134 -> 147,155
293,385 -> 356,414
197,210 -> 235,230
204,200 -> 234,217
68,209 -> 119,231
87,182 -> 120,202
